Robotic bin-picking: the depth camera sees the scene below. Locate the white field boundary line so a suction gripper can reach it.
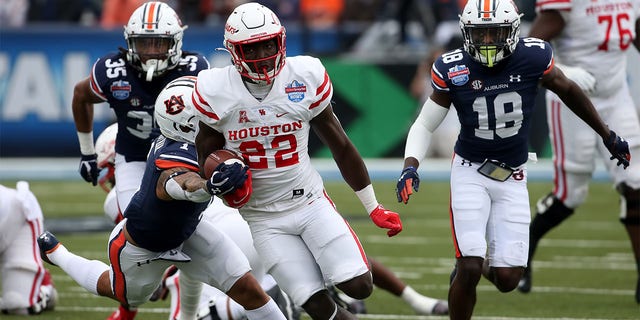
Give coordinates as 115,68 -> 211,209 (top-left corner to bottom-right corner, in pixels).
52,306 -> 620,320
0,158 -> 611,182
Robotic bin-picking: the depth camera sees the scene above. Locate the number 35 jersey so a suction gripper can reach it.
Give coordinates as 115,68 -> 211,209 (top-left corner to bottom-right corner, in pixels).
431,38 -> 554,167
89,51 -> 209,161
193,56 -> 333,214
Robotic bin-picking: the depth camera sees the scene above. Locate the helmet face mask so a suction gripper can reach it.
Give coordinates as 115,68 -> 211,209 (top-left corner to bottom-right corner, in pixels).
224,3 -> 286,84
154,77 -> 199,144
124,2 -> 185,81
459,0 -> 522,67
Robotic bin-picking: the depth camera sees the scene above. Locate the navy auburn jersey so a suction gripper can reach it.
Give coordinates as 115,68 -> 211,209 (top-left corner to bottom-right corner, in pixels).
124,135 -> 207,252
89,51 -> 209,162
431,38 -> 554,167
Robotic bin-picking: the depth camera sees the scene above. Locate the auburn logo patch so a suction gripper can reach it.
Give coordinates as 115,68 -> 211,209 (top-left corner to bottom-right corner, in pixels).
164,95 -> 185,115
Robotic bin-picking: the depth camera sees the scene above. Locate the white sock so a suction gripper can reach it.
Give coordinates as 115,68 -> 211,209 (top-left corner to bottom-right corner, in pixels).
215,296 -> 245,320
48,244 -> 109,296
401,285 -> 438,314
178,272 -> 202,320
244,298 -> 286,320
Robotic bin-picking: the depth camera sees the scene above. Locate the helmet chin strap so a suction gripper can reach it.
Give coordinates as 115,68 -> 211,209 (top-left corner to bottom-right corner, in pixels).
144,59 -> 158,81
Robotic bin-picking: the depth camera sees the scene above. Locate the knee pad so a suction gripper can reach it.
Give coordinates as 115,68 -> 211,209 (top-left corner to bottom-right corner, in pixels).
617,183 -> 640,225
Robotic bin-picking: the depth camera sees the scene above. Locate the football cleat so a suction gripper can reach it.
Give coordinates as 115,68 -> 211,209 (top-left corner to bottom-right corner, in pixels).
517,266 -> 532,293
430,300 -> 449,315
37,231 -> 60,266
106,305 -> 138,320
327,286 -> 367,314
149,265 -> 178,302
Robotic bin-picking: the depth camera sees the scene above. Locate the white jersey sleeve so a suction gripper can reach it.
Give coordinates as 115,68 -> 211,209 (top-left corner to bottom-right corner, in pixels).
193,56 -> 334,217
536,0 -> 639,97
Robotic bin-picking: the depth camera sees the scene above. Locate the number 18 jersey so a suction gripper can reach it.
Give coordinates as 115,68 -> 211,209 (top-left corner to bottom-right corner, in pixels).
431,38 -> 554,167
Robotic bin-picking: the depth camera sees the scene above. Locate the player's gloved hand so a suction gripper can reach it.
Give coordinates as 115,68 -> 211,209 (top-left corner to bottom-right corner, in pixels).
396,166 -> 420,204
603,130 -> 630,169
79,154 -> 99,186
370,204 -> 403,237
223,169 -> 252,208
206,162 -> 248,196
556,64 -> 596,93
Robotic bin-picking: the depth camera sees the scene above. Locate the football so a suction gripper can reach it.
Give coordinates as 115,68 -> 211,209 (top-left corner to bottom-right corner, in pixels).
203,149 -> 245,179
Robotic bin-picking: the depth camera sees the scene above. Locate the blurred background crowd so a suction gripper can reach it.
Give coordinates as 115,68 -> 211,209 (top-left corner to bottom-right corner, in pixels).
0,0 -> 536,58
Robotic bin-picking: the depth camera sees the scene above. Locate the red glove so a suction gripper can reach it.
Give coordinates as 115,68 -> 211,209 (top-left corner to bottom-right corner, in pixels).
223,169 -> 252,208
369,204 -> 403,237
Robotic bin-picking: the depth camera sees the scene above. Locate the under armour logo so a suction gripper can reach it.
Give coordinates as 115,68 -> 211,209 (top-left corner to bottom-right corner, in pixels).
509,75 -> 522,82
461,159 -> 472,166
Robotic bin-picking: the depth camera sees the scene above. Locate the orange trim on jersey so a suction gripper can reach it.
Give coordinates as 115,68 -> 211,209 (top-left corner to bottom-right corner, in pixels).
309,83 -> 332,110
28,220 -> 43,306
171,275 -> 180,320
316,71 -> 330,96
550,100 -> 567,201
431,69 -> 447,88
109,229 -> 128,305
323,189 -> 370,268
144,2 -> 157,30
89,73 -> 107,101
543,57 -> 554,75
449,196 -> 461,258
192,87 -> 219,120
155,159 -> 199,172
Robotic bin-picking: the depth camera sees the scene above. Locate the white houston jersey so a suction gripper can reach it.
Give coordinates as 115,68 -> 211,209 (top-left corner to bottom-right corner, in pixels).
194,56 -> 333,214
536,0 -> 639,97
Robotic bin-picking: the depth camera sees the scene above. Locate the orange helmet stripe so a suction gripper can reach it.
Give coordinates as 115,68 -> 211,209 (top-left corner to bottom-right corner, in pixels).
143,2 -> 159,30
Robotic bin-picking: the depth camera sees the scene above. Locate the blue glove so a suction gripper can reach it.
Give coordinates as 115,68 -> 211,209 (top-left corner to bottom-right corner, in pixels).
206,162 -> 248,196
396,166 -> 420,204
79,154 -> 99,186
603,130 -> 630,169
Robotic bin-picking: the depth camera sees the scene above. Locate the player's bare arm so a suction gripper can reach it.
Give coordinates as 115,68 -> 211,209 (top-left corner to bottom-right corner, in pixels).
195,122 -> 225,169
71,77 -> 104,133
528,10 -> 565,41
310,104 -> 371,191
540,66 -> 609,138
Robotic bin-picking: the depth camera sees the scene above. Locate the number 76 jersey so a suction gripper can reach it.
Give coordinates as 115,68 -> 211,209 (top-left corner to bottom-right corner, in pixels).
431,38 -> 554,168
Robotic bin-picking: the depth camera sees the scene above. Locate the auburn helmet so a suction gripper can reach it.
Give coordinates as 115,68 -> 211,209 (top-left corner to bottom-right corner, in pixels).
124,2 -> 186,81
459,0 -> 523,67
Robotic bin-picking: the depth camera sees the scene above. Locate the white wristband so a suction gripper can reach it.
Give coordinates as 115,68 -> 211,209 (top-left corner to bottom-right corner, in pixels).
77,131 -> 96,155
355,184 -> 379,214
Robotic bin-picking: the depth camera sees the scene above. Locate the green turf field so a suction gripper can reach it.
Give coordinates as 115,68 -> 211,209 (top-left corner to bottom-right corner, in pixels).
0,179 -> 637,319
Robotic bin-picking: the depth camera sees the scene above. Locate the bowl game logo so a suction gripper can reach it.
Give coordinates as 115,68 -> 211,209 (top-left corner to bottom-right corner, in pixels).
285,80 -> 306,102
447,65 -> 470,86
110,80 -> 131,100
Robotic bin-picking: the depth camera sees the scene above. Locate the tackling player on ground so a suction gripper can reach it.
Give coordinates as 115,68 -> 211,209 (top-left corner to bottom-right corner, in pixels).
395,0 -> 631,319
38,76 -> 287,320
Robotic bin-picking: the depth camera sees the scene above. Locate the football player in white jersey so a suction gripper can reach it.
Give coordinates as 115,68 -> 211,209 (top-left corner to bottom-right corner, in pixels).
519,0 -> 640,303
192,3 -> 403,319
396,0 -> 631,319
0,182 -> 57,316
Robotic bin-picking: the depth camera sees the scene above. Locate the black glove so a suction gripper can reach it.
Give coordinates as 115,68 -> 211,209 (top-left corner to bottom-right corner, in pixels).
79,154 -> 99,186
396,166 -> 420,204
206,162 -> 248,196
603,130 -> 630,169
